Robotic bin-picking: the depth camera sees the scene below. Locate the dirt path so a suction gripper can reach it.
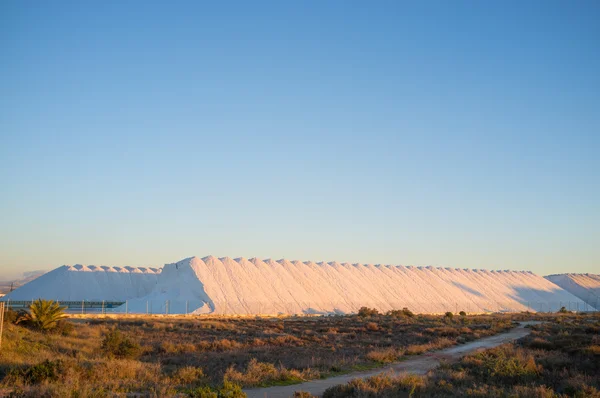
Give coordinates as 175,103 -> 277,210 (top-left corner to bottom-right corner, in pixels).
244,321 -> 540,398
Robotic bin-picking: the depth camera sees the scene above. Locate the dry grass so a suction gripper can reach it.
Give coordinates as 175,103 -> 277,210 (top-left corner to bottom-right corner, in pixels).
224,358 -> 320,387
0,311 -> 540,396
323,372 -> 425,397
324,313 -> 600,397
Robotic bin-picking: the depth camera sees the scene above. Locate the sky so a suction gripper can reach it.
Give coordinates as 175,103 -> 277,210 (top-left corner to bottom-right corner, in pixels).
1,1 -> 598,279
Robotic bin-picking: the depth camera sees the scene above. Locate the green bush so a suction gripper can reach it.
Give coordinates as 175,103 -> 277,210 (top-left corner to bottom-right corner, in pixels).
401,307 -> 415,318
53,319 -> 75,336
188,386 -> 218,398
459,311 -> 467,317
17,360 -> 64,385
466,347 -> 541,384
224,358 -> 319,387
323,372 -> 424,397
100,328 -> 141,359
385,307 -> 415,318
16,299 -> 67,331
357,307 -> 379,317
444,312 -> 453,320
218,381 -> 246,398
188,381 -> 246,398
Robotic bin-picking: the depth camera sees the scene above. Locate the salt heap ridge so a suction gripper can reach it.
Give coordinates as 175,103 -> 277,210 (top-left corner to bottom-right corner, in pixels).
122,256 -> 591,314
545,273 -> 600,310
4,265 -> 159,301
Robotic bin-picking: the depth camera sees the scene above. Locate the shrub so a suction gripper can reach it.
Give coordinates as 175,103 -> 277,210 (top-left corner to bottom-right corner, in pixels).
385,307 -> 415,318
53,319 -> 75,336
401,307 -> 415,318
424,327 -> 459,338
101,328 -> 141,359
558,306 -> 569,314
2,308 -> 19,324
188,386 -> 218,398
160,341 -> 178,353
527,337 -> 553,350
294,392 -> 315,397
445,312 -> 454,320
405,343 -> 432,355
459,311 -> 467,317
224,358 -> 319,387
586,345 -> 600,356
16,299 -> 67,331
365,322 -> 379,331
322,372 -> 425,397
19,360 -> 64,384
466,346 -> 541,384
366,347 -> 399,363
188,381 -> 245,398
174,366 -> 205,385
357,307 -> 379,318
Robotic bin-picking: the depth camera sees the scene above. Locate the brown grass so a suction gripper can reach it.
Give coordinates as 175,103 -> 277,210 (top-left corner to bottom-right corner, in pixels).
0,311 -> 529,396
324,313 -> 600,397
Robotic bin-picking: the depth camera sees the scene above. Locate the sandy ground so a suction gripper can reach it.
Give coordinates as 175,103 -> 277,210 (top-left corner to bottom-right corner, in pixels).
244,321 -> 540,398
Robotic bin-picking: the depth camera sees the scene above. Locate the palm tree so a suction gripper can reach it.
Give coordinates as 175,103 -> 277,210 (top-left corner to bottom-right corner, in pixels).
19,299 -> 67,331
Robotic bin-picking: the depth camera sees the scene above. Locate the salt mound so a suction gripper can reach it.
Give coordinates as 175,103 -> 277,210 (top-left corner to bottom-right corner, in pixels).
545,274 -> 600,310
7,256 -> 593,314
4,265 -> 159,301
125,256 -> 592,314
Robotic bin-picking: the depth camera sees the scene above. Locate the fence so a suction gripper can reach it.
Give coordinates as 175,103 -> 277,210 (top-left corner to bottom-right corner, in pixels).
1,299 -> 598,316
1,300 -> 125,314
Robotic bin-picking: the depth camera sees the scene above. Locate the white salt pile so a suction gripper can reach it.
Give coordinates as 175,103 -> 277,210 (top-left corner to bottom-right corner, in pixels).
545,273 -> 600,310
124,256 -> 592,314
3,265 -> 159,301
5,256 -> 593,314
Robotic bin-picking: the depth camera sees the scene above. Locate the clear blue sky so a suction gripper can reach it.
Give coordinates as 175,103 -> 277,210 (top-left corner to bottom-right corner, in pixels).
1,1 -> 598,279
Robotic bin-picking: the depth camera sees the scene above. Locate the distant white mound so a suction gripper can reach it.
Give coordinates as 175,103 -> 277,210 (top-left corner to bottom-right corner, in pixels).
123,256 -> 592,315
545,274 -> 600,311
3,265 -> 159,301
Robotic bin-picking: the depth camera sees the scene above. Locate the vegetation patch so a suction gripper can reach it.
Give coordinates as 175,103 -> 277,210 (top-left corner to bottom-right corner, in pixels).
325,313 -> 600,397
100,328 -> 142,359
1,310 -> 563,397
224,358 -> 320,387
